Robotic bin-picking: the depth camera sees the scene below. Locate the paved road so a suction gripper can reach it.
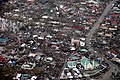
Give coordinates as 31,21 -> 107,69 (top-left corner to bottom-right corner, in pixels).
86,1 -> 120,80
86,1 -> 115,52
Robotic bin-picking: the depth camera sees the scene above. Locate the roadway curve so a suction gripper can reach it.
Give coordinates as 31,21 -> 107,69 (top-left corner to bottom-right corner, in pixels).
86,1 -> 120,80
86,1 -> 115,53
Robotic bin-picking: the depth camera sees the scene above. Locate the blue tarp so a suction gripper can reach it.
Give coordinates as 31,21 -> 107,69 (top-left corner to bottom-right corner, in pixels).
21,74 -> 31,80
96,58 -> 102,61
0,38 -> 9,42
80,49 -> 88,52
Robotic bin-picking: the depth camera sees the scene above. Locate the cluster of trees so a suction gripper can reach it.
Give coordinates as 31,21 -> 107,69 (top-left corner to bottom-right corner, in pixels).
0,68 -> 14,80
